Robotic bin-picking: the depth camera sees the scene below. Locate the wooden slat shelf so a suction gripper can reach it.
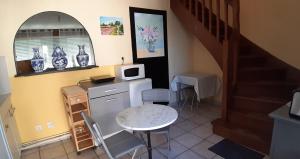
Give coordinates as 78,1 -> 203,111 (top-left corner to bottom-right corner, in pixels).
62,85 -> 94,152
71,103 -> 88,114
78,139 -> 94,150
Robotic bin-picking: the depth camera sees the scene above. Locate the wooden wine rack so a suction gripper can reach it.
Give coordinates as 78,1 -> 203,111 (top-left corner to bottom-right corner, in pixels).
61,85 -> 94,152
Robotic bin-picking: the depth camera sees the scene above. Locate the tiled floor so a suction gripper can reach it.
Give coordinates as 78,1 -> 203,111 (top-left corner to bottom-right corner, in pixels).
21,103 -> 267,159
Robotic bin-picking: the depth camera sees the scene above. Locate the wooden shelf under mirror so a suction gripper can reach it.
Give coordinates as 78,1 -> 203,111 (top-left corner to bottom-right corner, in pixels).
15,65 -> 98,77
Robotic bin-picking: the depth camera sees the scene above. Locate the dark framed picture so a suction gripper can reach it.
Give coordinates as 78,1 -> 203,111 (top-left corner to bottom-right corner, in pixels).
129,7 -> 168,60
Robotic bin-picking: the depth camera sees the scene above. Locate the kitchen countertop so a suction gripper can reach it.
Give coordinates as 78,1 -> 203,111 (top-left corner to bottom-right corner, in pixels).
269,105 -> 300,125
79,78 -> 127,91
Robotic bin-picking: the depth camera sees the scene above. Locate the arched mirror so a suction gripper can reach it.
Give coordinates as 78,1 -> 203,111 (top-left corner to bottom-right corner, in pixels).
14,11 -> 96,76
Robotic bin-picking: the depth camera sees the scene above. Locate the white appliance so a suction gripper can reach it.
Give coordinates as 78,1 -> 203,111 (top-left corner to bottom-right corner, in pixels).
115,64 -> 145,81
129,78 -> 152,107
0,56 -> 10,95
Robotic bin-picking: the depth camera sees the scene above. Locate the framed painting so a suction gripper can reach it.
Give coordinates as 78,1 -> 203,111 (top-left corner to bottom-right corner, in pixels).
129,7 -> 168,60
100,16 -> 124,35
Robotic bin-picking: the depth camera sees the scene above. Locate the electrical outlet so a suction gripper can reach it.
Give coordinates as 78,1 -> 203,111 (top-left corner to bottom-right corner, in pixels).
47,122 -> 54,129
35,125 -> 43,132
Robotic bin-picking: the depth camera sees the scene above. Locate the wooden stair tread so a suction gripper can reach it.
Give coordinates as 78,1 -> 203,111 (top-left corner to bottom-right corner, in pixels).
237,81 -> 297,86
228,109 -> 272,123
212,119 -> 270,143
239,67 -> 285,71
233,95 -> 287,104
239,54 -> 265,58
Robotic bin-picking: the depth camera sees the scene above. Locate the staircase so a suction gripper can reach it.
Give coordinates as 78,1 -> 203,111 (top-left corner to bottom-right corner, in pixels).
171,0 -> 300,153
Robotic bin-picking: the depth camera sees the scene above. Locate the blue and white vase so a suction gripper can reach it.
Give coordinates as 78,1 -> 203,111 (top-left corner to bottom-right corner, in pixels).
52,46 -> 68,70
76,45 -> 89,67
31,48 -> 44,72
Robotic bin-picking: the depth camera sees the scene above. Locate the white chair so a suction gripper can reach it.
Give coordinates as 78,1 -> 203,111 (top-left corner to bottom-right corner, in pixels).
81,112 -> 145,159
141,88 -> 178,150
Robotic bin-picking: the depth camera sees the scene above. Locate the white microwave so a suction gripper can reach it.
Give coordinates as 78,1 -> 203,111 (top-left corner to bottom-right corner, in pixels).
115,64 -> 145,81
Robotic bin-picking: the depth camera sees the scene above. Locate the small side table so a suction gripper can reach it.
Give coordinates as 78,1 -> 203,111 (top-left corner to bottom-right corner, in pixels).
269,105 -> 300,159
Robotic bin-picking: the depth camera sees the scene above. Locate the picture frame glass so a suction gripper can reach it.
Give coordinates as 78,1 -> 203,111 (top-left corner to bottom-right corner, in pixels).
134,13 -> 165,59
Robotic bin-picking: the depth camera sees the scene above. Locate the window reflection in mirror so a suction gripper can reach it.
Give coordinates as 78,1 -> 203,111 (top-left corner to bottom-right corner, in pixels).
14,11 -> 96,76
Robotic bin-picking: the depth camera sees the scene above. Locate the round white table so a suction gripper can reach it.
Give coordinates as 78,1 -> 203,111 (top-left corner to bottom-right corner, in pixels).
116,104 -> 178,159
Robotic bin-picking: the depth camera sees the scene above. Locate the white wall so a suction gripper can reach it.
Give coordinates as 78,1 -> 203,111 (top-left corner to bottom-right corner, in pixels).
192,37 -> 223,103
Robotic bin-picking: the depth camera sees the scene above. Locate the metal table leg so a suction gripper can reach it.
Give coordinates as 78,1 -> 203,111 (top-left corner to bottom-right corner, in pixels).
146,131 -> 152,159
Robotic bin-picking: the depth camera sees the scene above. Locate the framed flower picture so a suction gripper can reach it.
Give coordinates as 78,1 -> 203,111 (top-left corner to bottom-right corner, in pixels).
129,7 -> 168,59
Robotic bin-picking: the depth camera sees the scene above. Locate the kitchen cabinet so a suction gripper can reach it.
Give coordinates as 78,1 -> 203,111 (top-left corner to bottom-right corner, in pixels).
269,105 -> 300,159
0,94 -> 21,159
80,79 -> 130,138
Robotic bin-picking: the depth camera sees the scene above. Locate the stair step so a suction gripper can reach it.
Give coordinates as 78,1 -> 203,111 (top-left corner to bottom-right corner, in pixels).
232,95 -> 287,114
239,55 -> 267,68
238,67 -> 287,81
228,110 -> 273,136
235,81 -> 296,99
212,119 -> 271,153
239,44 -> 262,56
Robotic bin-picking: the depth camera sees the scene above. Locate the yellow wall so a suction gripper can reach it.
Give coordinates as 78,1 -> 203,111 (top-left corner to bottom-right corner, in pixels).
11,67 -> 114,143
0,0 -> 194,143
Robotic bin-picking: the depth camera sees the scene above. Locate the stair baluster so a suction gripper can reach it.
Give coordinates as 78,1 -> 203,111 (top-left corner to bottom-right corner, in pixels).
209,0 -> 213,33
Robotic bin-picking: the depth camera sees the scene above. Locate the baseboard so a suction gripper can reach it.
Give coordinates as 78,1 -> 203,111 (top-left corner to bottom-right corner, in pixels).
21,132 -> 71,151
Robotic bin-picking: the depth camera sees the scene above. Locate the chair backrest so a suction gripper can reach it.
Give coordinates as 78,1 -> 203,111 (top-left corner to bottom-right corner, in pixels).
142,88 -> 170,103
81,112 -> 114,159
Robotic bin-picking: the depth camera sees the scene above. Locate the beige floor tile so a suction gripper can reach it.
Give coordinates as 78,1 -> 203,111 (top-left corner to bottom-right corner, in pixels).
179,110 -> 195,119
176,120 -> 198,131
94,147 -> 106,156
202,122 -> 213,129
206,134 -> 224,144
131,146 -> 148,157
175,150 -> 205,159
189,114 -> 210,125
99,153 -> 109,159
40,143 -> 66,159
191,125 -> 213,139
213,155 -> 224,159
53,155 -> 68,159
21,151 -> 40,159
191,141 -> 216,159
263,155 -> 270,159
175,133 -> 203,148
157,140 -> 188,158
62,139 -> 76,154
140,149 -> 167,159
21,147 -> 40,156
150,133 -> 168,147
170,125 -> 186,138
174,116 -> 186,125
40,141 -> 63,150
68,149 -> 98,159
